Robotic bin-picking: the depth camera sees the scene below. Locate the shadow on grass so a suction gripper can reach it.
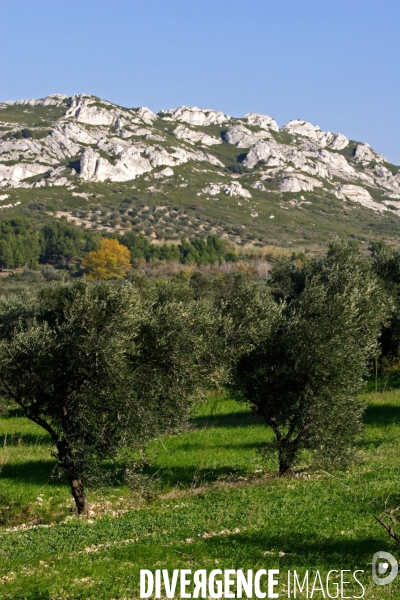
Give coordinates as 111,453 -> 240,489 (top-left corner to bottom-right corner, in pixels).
0,433 -> 52,446
191,410 -> 264,430
169,440 -> 265,452
201,531 -> 382,569
0,458 -> 253,493
10,593 -> 52,600
0,460 -> 57,486
142,463 -> 252,488
2,407 -> 25,419
363,404 -> 400,426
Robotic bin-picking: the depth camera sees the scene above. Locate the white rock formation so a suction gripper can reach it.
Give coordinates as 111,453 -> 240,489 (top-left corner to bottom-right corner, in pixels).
243,141 -> 286,168
279,174 -> 323,193
79,139 -> 222,182
202,182 -> 251,198
46,128 -> 82,160
0,137 -> 45,162
353,143 -> 385,164
54,122 -> 105,145
144,146 -> 176,168
0,162 -> 50,186
160,106 -> 229,126
313,149 -> 357,179
383,200 -> 400,211
65,95 -> 156,128
222,124 -> 271,148
244,113 -> 279,131
154,167 -> 174,178
251,181 -> 267,191
0,91 -> 397,220
65,95 -> 121,126
172,124 -> 221,146
169,146 -> 224,168
80,147 -> 152,182
374,165 -> 393,179
134,107 -> 157,125
282,120 -> 349,150
335,184 -> 386,212
1,94 -> 69,107
328,133 -> 349,150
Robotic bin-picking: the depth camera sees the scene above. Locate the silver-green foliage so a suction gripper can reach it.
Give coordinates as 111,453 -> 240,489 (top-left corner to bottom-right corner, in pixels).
0,280 -> 223,512
226,241 -> 390,473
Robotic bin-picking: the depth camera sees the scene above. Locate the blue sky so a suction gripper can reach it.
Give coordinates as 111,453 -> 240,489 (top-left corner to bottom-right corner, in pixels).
2,0 -> 399,163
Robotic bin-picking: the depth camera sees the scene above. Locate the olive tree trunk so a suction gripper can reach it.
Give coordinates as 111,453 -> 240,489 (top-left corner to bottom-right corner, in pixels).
68,475 -> 89,516
57,440 -> 89,516
278,439 -> 298,476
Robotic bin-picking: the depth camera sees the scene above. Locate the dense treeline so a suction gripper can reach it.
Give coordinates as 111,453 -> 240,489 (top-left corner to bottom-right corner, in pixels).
0,239 -> 396,514
118,230 -> 238,265
0,218 -> 237,270
0,219 -> 95,270
0,219 -> 40,270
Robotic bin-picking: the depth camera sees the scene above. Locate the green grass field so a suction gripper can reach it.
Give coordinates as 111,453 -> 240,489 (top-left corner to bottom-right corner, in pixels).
2,392 -> 400,598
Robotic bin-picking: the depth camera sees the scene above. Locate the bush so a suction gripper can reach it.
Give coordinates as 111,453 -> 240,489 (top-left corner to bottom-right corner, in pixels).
227,164 -> 248,174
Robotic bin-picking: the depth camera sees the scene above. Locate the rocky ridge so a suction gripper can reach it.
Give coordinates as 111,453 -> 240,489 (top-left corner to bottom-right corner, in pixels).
0,93 -> 399,225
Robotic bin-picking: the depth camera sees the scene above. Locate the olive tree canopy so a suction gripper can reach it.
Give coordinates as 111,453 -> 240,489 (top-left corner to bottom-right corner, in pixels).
226,241 -> 390,474
0,280 -> 223,513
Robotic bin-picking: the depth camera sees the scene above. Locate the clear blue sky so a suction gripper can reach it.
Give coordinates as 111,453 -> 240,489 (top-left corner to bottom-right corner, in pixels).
1,0 -> 399,164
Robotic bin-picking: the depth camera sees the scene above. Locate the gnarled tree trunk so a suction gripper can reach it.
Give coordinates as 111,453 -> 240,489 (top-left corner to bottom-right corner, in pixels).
278,439 -> 298,475
57,439 -> 89,516
68,475 -> 89,516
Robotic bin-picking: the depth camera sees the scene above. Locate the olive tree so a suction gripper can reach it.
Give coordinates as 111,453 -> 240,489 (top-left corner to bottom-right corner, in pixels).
226,240 -> 389,474
0,280 -> 222,514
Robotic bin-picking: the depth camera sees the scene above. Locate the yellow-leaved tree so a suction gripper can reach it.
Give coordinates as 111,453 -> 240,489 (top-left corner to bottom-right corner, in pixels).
82,238 -> 131,280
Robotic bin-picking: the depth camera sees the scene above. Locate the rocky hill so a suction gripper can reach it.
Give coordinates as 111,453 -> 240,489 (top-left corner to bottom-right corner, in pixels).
0,93 -> 399,250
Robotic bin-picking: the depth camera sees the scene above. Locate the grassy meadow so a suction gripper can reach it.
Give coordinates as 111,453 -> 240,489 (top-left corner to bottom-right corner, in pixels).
1,392 -> 400,598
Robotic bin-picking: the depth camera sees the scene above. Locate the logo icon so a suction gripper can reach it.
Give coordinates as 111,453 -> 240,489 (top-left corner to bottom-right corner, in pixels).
372,551 -> 398,585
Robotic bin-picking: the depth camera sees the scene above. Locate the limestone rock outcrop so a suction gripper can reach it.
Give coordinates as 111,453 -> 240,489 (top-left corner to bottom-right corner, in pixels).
279,174 -> 323,193
1,94 -> 69,107
222,124 -> 271,148
353,143 -> 385,164
134,107 -> 157,125
335,184 -> 386,212
159,106 -> 229,126
80,147 -> 152,182
65,95 -> 121,126
0,91 -> 397,223
244,113 -> 279,131
0,162 -> 50,186
172,124 -> 221,146
154,167 -> 174,178
282,120 -> 349,150
243,141 -> 286,168
202,182 -> 252,198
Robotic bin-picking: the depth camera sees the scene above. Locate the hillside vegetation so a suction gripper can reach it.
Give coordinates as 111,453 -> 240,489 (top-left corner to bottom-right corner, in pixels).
0,94 -> 400,253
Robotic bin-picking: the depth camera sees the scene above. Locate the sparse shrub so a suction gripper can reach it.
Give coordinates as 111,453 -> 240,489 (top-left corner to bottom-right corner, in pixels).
227,164 -> 248,174
42,265 -> 63,281
28,201 -> 46,211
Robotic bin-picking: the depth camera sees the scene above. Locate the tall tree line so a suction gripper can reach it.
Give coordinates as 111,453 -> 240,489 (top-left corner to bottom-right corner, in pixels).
0,218 -> 237,270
